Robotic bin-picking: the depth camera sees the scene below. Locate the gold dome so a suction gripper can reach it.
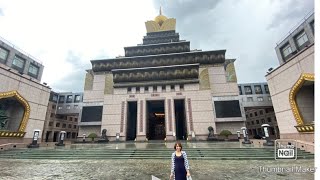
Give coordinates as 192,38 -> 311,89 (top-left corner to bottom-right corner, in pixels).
154,15 -> 167,26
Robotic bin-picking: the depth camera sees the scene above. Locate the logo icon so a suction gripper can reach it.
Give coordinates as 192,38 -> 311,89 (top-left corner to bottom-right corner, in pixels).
275,139 -> 297,160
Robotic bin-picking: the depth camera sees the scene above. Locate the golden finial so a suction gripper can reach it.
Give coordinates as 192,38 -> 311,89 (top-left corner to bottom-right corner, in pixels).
154,6 -> 167,26
145,6 -> 176,32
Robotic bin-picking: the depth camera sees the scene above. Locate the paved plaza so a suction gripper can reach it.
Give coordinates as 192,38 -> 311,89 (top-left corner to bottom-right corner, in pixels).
0,159 -> 314,180
0,142 -> 315,179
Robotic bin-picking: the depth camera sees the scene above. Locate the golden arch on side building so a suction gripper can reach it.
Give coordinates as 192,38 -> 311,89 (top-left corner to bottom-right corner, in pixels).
289,73 -> 314,133
0,90 -> 29,137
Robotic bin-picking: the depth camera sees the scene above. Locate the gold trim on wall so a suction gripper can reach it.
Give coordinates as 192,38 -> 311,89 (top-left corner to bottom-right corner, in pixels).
0,90 -> 30,137
289,73 -> 314,132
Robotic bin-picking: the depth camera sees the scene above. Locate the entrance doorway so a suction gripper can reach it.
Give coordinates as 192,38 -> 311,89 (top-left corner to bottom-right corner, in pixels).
45,131 -> 51,142
146,100 -> 165,140
126,101 -> 137,141
174,99 -> 187,140
53,131 -> 59,142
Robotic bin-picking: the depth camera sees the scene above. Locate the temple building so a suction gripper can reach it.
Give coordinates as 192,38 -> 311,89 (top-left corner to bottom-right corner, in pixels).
266,12 -> 314,143
80,11 -> 245,141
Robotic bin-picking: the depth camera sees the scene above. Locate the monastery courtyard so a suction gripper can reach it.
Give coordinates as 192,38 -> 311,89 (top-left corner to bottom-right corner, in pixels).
0,142 -> 315,180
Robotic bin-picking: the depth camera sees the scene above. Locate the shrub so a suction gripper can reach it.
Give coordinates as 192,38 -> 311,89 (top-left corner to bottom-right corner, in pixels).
88,133 -> 98,141
220,130 -> 232,139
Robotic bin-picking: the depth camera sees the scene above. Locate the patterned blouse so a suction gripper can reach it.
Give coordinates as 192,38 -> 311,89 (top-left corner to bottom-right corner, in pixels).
171,151 -> 190,174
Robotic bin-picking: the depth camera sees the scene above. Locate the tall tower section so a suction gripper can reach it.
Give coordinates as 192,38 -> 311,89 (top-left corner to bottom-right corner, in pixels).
81,10 -> 244,141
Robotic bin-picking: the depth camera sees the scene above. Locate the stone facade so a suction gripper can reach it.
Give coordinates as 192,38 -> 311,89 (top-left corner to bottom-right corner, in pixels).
80,13 -> 245,141
238,82 -> 279,139
0,37 -> 44,82
0,64 -> 50,144
41,92 -> 82,142
266,45 -> 314,142
266,12 -> 314,143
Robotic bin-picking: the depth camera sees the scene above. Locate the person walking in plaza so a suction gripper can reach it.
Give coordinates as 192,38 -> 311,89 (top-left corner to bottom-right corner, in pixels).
170,142 -> 191,180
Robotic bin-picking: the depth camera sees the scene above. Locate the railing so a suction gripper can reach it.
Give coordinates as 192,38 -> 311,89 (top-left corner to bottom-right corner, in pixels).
276,10 -> 314,46
0,35 -> 43,65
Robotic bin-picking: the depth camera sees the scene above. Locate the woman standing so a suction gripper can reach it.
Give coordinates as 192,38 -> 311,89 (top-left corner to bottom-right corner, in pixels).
170,142 -> 191,180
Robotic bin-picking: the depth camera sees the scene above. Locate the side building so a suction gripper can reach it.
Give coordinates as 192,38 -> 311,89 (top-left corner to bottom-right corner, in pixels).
0,36 -> 50,144
266,12 -> 314,142
42,91 -> 83,142
80,11 -> 245,141
238,83 -> 279,139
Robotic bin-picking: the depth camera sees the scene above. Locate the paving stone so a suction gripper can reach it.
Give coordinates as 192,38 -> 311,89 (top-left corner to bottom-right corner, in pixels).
0,159 -> 314,179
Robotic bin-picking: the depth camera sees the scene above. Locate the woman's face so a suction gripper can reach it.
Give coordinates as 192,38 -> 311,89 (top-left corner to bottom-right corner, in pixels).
175,144 -> 182,152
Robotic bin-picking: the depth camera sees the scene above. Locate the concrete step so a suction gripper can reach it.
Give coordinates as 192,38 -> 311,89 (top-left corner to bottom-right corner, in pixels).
0,147 -> 313,160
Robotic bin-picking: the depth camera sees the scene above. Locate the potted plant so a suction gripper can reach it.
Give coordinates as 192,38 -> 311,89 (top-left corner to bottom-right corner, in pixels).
220,130 -> 232,140
88,133 -> 97,142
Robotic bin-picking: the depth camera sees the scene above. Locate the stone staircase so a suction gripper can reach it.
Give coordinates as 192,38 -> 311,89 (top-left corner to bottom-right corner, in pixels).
0,147 -> 314,160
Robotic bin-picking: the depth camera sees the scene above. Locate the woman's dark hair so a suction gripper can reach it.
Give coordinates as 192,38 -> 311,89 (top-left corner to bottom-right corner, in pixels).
174,142 -> 183,150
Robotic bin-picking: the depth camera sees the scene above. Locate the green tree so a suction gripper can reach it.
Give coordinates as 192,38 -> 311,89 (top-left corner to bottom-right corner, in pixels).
88,133 -> 98,141
220,130 -> 232,139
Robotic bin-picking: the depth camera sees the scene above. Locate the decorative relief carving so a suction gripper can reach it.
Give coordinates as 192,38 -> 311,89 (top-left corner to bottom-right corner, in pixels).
140,100 -> 143,132
187,98 -> 194,131
104,74 -> 114,94
0,90 -> 30,138
113,67 -> 198,83
120,101 -> 125,133
92,50 -> 225,72
143,37 -> 179,45
289,73 -> 314,132
84,72 -> 94,91
225,59 -> 237,82
295,124 -> 314,132
145,18 -> 176,33
199,68 -> 210,90
125,43 -> 190,57
168,99 -> 172,131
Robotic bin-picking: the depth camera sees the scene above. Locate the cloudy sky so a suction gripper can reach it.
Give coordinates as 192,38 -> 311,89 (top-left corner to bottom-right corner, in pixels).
0,0 -> 315,92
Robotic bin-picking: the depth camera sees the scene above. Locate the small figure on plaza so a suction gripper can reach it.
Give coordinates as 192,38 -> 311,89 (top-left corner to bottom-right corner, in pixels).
101,129 -> 107,139
207,126 -> 217,141
98,129 -> 109,143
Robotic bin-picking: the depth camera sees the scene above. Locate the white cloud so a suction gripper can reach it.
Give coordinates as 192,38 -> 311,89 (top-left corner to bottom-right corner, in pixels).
0,0 -> 314,91
153,0 -> 314,83
0,0 -> 156,92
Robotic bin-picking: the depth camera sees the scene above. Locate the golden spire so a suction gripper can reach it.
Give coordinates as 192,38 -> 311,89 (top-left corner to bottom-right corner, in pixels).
145,6 -> 176,33
154,6 -> 167,26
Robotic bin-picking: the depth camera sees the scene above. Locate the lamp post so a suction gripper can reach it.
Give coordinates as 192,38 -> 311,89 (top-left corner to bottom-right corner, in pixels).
261,124 -> 274,146
236,131 -> 241,140
27,129 -> 40,148
116,133 -> 120,142
241,127 -> 251,144
55,131 -> 66,146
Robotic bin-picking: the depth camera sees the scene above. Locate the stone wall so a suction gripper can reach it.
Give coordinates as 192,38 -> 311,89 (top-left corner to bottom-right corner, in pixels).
266,45 -> 314,142
208,66 -> 238,96
78,125 -> 101,138
0,65 -> 50,143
